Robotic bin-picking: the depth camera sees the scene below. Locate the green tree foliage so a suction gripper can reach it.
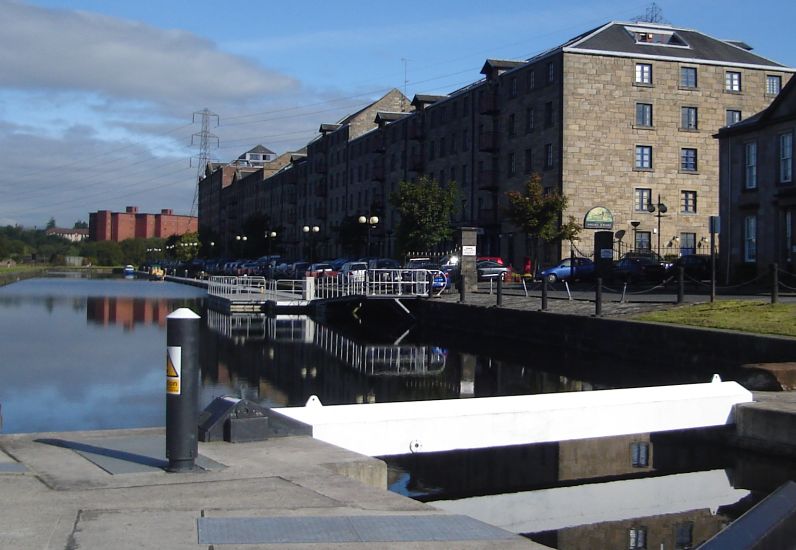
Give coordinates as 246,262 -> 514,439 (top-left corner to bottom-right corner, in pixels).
391,176 -> 458,254
120,239 -> 147,265
174,232 -> 200,262
504,173 -> 580,262
46,217 -> 56,229
80,240 -> 123,266
73,220 -> 88,229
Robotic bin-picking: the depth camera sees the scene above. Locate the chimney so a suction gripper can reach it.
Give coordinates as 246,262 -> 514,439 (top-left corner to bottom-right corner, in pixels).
126,206 -> 138,213
161,209 -> 173,215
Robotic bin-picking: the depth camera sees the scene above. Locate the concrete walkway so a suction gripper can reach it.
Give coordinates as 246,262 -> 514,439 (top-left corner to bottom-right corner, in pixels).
0,428 -> 544,549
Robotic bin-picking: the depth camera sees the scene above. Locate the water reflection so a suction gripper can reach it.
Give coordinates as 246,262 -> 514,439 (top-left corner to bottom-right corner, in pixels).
0,277 -> 204,433
387,429 -> 796,548
87,296 -> 173,329
201,311 -> 599,410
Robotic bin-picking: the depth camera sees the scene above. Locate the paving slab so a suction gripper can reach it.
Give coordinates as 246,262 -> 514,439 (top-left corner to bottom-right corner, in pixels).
0,429 -> 545,549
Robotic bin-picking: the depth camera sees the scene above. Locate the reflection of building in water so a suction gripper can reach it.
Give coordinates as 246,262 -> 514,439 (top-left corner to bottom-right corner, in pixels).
393,430 -> 747,549
86,297 -> 171,329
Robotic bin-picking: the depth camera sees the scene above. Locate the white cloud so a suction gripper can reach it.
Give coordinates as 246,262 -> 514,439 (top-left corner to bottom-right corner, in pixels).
0,0 -> 298,109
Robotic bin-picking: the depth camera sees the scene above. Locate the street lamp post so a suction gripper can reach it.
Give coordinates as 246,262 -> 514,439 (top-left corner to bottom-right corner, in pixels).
235,235 -> 247,258
264,231 -> 277,278
302,225 -> 319,262
358,215 -> 379,257
647,195 -> 667,256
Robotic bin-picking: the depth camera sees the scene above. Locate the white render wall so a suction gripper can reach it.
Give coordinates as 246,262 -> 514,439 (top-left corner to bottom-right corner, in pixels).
274,380 -> 752,457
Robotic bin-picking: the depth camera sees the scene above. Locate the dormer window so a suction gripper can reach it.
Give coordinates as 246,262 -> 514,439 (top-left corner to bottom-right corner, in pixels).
625,26 -> 689,48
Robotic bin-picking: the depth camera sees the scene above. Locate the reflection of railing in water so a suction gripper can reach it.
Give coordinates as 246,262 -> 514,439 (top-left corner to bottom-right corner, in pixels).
313,323 -> 446,376
206,311 -> 445,376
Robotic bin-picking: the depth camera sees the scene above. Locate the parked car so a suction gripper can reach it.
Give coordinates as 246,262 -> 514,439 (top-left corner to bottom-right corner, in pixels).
340,261 -> 368,282
476,260 -> 509,281
666,254 -> 712,281
305,263 -> 337,278
613,251 -> 668,282
368,257 -> 400,270
540,257 -> 595,283
289,261 -> 310,278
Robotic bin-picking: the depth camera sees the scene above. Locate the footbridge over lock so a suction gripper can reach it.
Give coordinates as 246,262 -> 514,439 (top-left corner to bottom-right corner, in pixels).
274,377 -> 753,457
206,270 -> 444,314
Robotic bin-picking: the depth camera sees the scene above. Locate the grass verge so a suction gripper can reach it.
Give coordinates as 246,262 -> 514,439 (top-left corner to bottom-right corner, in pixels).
637,300 -> 796,338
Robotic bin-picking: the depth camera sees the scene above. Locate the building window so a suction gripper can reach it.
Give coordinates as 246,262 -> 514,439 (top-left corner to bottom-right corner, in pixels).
635,63 -> 652,85
745,142 -> 757,189
726,71 -> 742,92
450,166 -> 456,184
675,522 -> 694,549
635,188 -> 652,211
429,140 -> 435,160
508,152 -> 516,176
726,109 -> 742,126
440,137 -> 446,157
461,164 -> 468,187
508,114 -> 516,137
462,129 -> 469,152
631,441 -> 649,467
629,527 -> 648,550
636,103 -> 653,127
681,232 -> 696,255
635,231 -> 651,251
681,106 -> 698,130
510,77 -> 518,98
635,145 -> 652,170
681,190 -> 697,213
681,148 -> 698,171
544,144 -> 553,169
780,132 -> 793,183
680,66 -> 697,88
767,75 -> 782,95
524,148 -> 533,174
525,107 -> 535,133
547,61 -> 555,83
544,102 -> 553,127
527,70 -> 535,91
744,215 -> 757,262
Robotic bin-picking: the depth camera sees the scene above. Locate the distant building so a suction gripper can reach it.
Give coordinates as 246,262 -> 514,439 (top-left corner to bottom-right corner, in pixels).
45,227 -> 88,242
88,206 -> 197,242
716,75 -> 796,280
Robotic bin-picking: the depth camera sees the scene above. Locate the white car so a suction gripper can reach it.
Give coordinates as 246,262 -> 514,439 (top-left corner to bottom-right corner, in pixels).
340,261 -> 368,282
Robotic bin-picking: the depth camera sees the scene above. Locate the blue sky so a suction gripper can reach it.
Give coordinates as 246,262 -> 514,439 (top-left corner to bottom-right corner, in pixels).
2,0 -> 795,227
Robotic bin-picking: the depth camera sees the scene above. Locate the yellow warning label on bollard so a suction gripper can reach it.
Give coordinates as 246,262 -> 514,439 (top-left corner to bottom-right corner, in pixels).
166,346 -> 181,395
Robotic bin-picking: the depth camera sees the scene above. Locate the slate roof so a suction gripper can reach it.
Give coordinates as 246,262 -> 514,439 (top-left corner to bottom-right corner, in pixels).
480,59 -> 525,75
565,22 -> 789,68
241,144 -> 275,156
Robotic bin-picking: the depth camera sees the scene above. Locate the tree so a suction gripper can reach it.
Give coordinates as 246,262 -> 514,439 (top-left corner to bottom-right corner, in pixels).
391,176 -> 458,254
46,217 -> 56,229
504,173 -> 580,268
73,220 -> 88,229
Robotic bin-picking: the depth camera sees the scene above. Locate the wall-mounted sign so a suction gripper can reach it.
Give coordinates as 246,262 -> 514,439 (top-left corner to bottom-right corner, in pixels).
584,206 -> 614,230
462,245 -> 476,256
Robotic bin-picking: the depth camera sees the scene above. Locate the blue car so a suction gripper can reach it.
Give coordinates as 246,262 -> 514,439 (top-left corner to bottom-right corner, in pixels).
540,257 -> 595,283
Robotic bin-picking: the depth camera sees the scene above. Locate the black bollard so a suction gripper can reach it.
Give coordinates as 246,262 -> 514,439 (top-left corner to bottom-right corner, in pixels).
459,272 -> 466,303
772,263 -> 779,304
496,276 -> 503,307
677,266 -> 684,304
541,279 -> 548,311
166,308 -> 201,473
595,277 -> 603,317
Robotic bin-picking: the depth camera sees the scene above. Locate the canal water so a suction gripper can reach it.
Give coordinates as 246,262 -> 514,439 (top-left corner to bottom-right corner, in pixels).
1,275 -> 794,548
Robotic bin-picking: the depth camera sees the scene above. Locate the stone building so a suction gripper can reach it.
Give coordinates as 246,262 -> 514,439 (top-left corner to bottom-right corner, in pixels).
199,22 -> 793,266
716,74 -> 796,281
88,206 -> 197,242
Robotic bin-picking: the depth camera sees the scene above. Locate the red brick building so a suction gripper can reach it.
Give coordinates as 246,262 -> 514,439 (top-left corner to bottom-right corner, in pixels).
88,206 -> 197,242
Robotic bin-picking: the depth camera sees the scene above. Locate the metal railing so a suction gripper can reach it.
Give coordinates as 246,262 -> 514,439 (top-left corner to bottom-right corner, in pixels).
209,269 -> 439,302
208,276 -> 306,302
